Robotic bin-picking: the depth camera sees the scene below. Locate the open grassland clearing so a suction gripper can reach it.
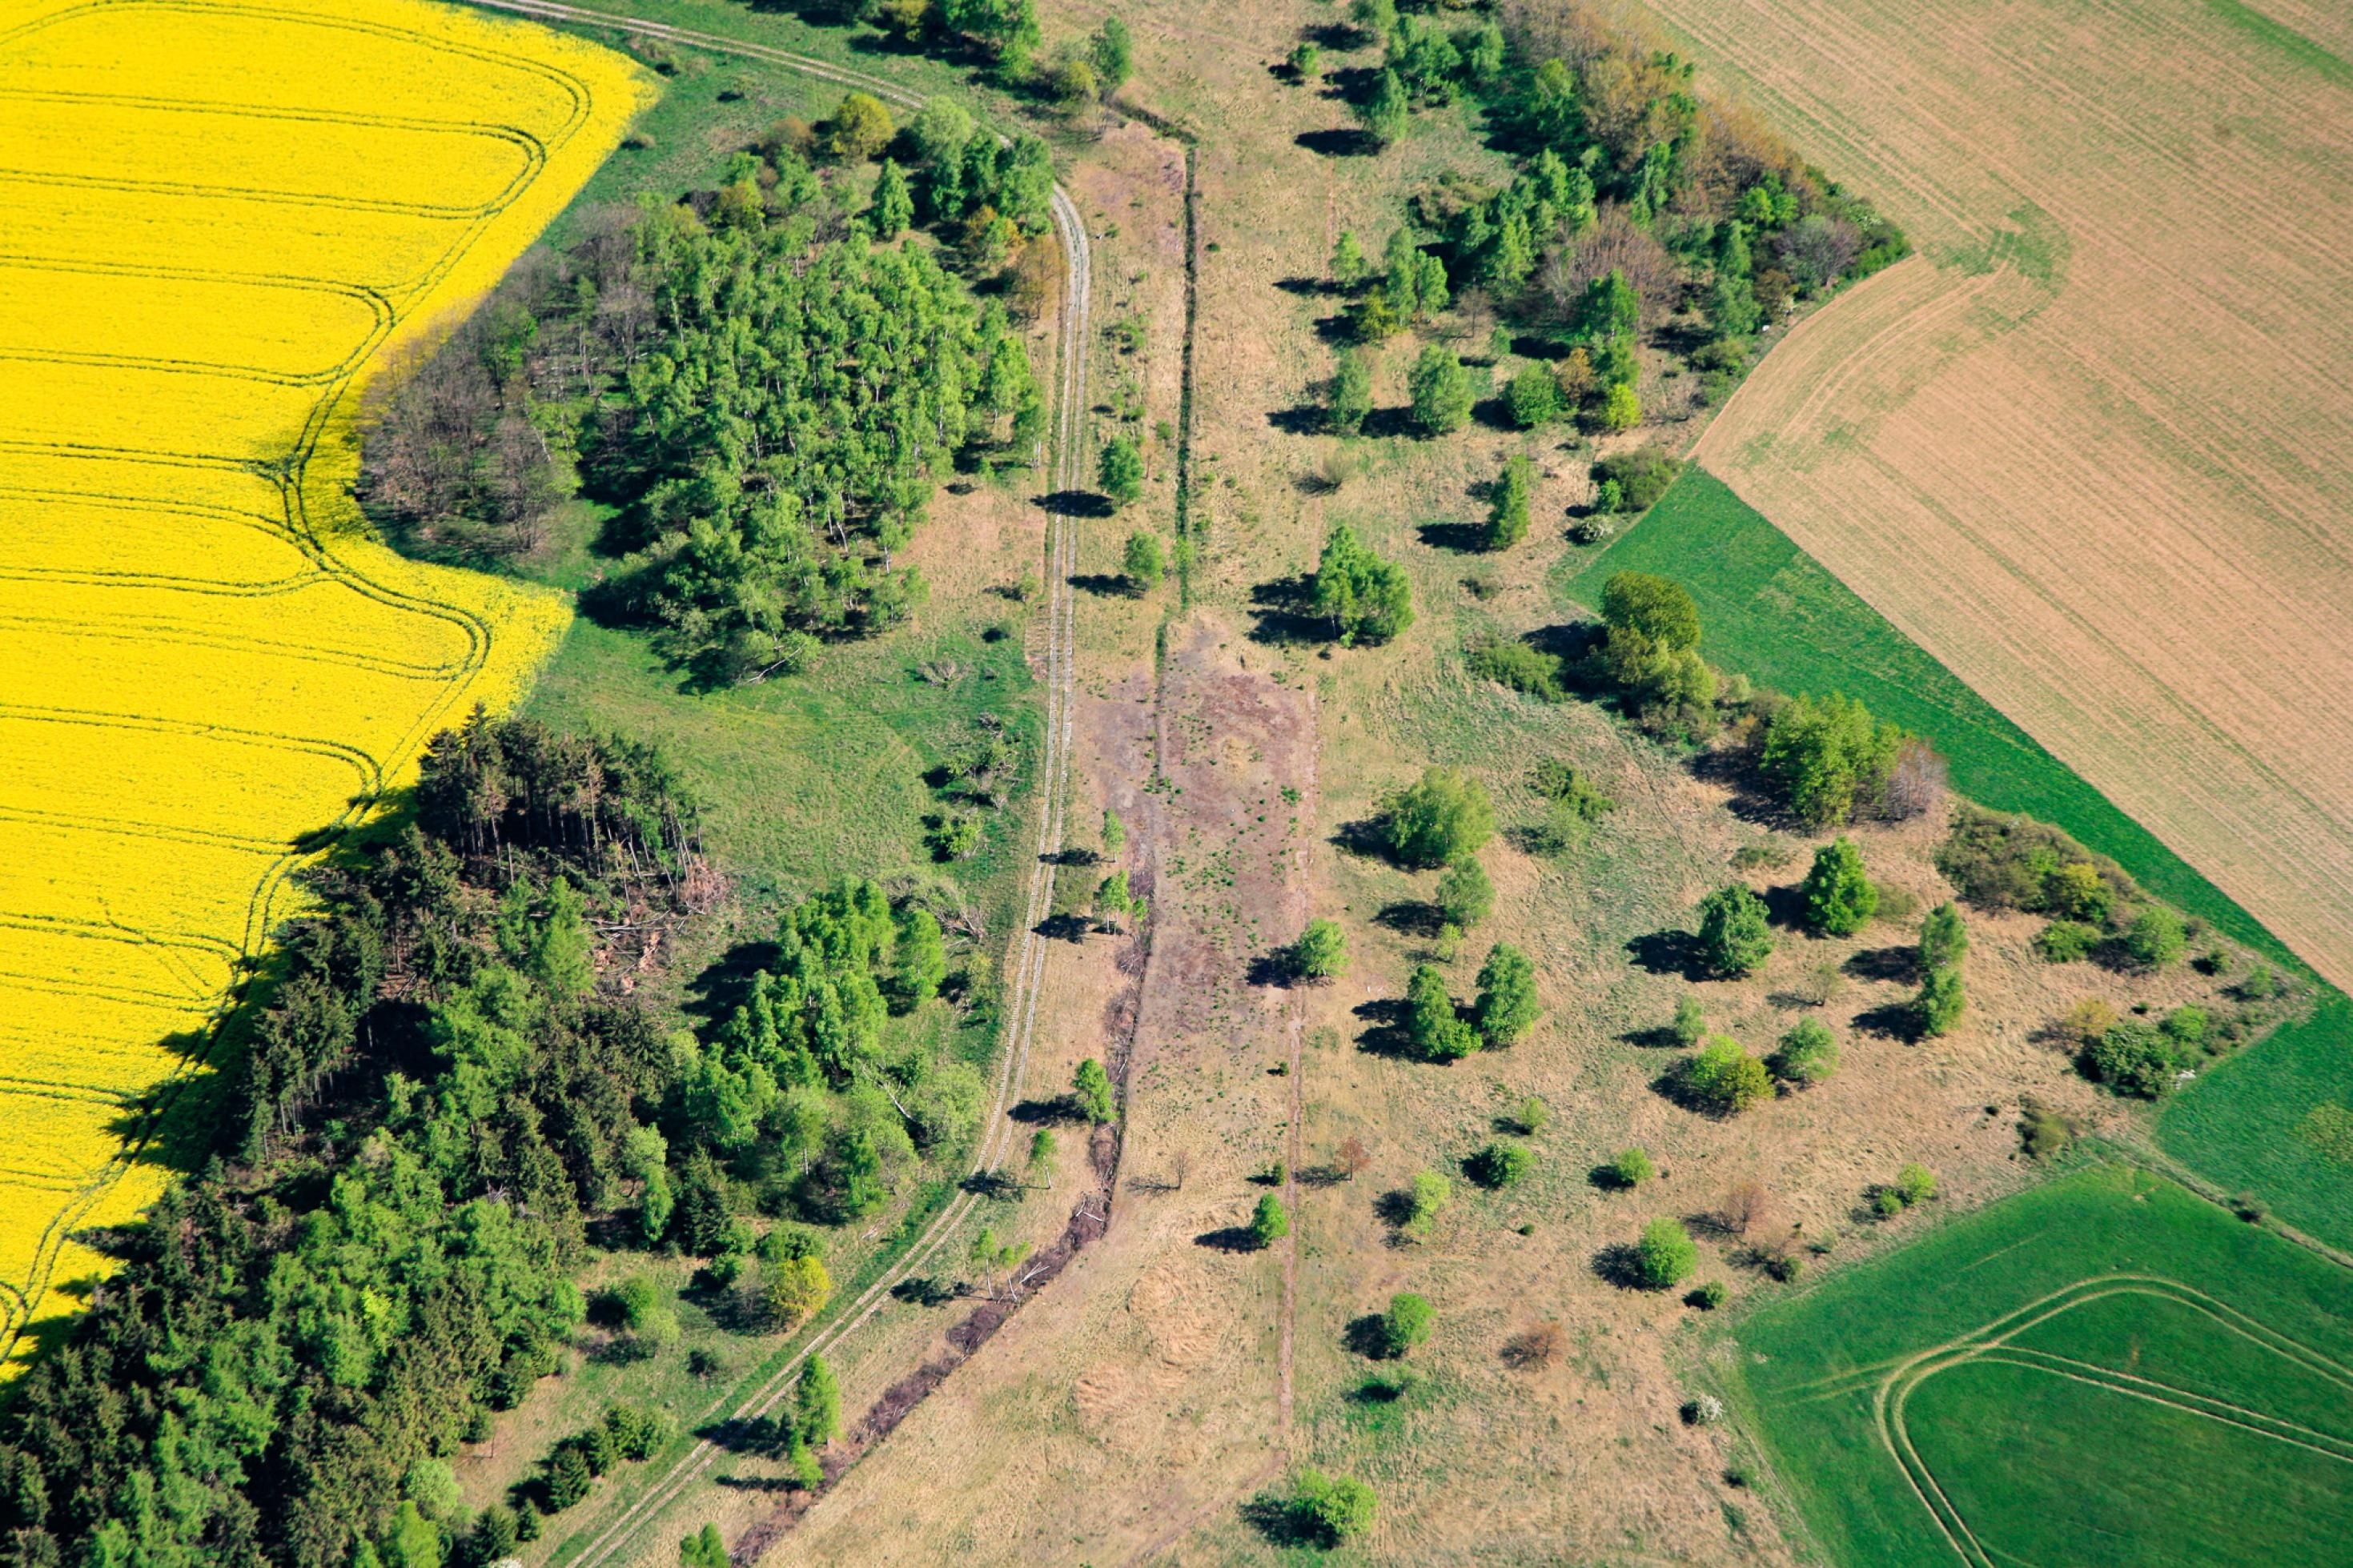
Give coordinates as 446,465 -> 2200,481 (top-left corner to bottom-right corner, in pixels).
1601,0 -> 2353,993
751,2 -> 2299,1561
1718,1165 -> 2353,1568
1570,470 -> 2353,1255
0,0 -> 645,1375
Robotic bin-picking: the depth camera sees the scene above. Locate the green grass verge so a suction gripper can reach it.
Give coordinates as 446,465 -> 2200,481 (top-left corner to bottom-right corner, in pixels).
1717,1164 -> 2353,1568
1560,467 -> 2284,966
1564,467 -> 2353,1252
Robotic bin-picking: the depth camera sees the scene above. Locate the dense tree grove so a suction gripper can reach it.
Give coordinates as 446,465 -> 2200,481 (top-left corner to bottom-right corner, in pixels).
365,127 -> 1042,684
0,710 -> 989,1565
1317,0 -> 1906,432
0,716 -> 709,1566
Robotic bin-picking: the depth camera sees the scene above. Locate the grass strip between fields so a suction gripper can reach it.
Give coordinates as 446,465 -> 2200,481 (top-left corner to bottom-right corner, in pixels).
1565,467 -> 2353,1252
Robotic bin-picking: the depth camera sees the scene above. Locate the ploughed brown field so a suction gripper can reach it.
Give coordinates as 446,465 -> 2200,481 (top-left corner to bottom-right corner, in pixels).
1620,0 -> 2353,985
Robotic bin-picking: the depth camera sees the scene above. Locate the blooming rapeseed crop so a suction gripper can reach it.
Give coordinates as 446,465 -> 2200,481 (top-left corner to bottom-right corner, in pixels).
0,0 -> 648,1374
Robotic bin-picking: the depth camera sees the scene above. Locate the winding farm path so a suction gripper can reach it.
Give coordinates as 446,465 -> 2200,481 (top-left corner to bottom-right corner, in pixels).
461,5 -> 1094,1561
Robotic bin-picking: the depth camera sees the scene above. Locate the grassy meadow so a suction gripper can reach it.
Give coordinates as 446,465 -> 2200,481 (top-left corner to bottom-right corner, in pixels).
1569,468 -> 2353,1254
1718,1164 -> 2353,1567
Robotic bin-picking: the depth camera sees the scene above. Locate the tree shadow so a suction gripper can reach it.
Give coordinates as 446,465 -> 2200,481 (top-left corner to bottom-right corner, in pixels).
1033,912 -> 1093,943
1618,1024 -> 1686,1050
960,1170 -> 1024,1201
1359,404 -> 1420,439
1067,572 -> 1134,598
1296,126 -> 1382,158
1246,572 -> 1330,648
1195,1225 -> 1262,1253
1588,1163 -> 1640,1191
1374,900 -> 1444,938
1853,1002 -> 1925,1043
1353,997 -> 1415,1059
1759,882 -> 1809,929
1625,928 -> 1710,981
1268,403 -> 1328,435
1035,488 -> 1117,519
1275,275 -> 1337,296
1343,1313 -> 1396,1359
1010,1095 -> 1082,1125
1415,520 -> 1492,554
1246,951 -> 1302,988
1845,945 -> 1918,985
890,1275 -> 957,1307
1471,395 -> 1520,432
1591,1243 -> 1649,1289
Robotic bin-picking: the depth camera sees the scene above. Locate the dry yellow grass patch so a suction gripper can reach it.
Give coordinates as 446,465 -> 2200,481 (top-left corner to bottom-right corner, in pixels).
0,0 -> 647,1373
1600,0 -> 2353,985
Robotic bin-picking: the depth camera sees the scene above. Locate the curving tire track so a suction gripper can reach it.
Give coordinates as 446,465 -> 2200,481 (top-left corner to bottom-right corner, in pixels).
448,6 -> 1094,1562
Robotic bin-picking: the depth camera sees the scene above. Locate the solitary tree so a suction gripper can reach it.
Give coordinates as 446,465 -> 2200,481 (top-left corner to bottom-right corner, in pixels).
1327,347 -> 1374,435
1290,917 -> 1348,981
1485,454 -> 1533,549
1633,1217 -> 1697,1289
825,91 -> 896,161
1801,836 -> 1877,936
1379,767 -> 1494,868
1435,855 -> 1494,929
1089,14 -> 1132,96
794,1354 -> 841,1448
1769,1017 -> 1839,1087
1406,963 -> 1478,1061
1915,964 -> 1966,1037
1407,344 -> 1474,435
1098,435 -> 1144,507
1918,900 -> 1969,972
1696,884 -> 1774,976
1331,229 -> 1365,285
1684,1037 -> 1773,1115
1249,1193 -> 1291,1249
1506,362 -> 1560,427
1379,1291 -> 1435,1356
1074,1057 -> 1115,1121
1474,942 -> 1540,1049
1122,530 -> 1165,591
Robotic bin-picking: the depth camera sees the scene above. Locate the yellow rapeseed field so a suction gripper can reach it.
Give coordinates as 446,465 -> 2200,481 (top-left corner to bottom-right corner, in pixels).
0,0 -> 648,1374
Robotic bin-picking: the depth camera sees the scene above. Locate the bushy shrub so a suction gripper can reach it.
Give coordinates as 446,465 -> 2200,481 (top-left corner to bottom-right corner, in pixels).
1289,918 -> 1348,981
1379,1291 -> 1435,1357
1465,634 -> 1565,699
1606,1147 -> 1654,1188
1672,994 -> 1708,1046
1800,836 -> 1877,936
1436,856 -> 1496,929
1474,942 -> 1541,1049
1936,806 -> 2135,914
1684,1037 -> 1773,1114
1468,1141 -> 1533,1189
1377,767 -> 1494,868
1895,1163 -> 1937,1205
1634,1217 -> 1697,1289
1688,1281 -> 1729,1310
1769,1017 -> 1839,1087
1696,884 -> 1774,976
1917,901 -> 1968,970
2123,906 -> 2187,970
2086,1021 -> 2190,1097
1589,444 -> 1683,513
2034,920 -> 2102,963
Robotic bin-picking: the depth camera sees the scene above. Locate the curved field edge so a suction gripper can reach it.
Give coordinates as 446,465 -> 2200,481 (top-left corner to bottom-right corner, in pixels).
1706,1164 -> 2353,1568
0,0 -> 652,1375
1564,467 -> 2353,1251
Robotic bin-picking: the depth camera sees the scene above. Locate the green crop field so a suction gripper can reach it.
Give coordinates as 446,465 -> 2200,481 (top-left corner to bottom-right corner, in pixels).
1719,1165 -> 2353,1568
1564,468 -> 2353,1253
